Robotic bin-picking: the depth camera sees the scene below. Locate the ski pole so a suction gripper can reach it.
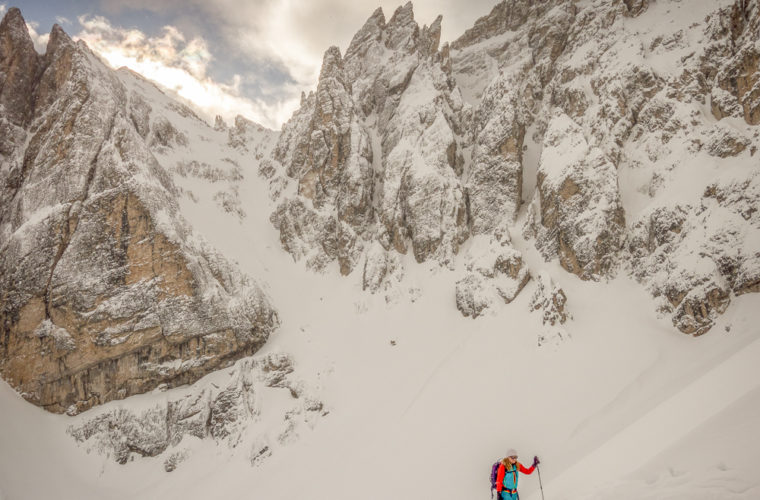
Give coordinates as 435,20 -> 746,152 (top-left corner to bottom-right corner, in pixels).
536,464 -> 545,500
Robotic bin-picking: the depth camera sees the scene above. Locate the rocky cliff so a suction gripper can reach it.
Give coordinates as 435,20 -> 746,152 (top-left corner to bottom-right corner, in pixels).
269,0 -> 760,334
451,0 -> 759,333
270,4 -> 470,278
0,8 -> 278,414
2,0 -> 759,414
268,2 -> 532,312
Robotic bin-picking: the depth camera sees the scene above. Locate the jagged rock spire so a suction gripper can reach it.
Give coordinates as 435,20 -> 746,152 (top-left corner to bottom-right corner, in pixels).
45,23 -> 75,58
419,15 -> 443,56
318,45 -> 344,82
0,7 -> 40,126
385,2 -> 418,51
345,7 -> 385,62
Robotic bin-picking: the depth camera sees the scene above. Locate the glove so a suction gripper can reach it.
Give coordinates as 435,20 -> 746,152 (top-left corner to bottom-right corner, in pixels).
533,456 -> 540,467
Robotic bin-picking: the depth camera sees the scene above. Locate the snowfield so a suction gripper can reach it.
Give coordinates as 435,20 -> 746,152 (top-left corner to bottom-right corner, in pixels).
1,115 -> 758,498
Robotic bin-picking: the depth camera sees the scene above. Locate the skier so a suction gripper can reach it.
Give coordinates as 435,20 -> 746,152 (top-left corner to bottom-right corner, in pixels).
495,449 -> 539,500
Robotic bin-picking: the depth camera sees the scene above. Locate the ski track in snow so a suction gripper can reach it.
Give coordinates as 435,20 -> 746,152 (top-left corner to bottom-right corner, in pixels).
400,331 -> 472,418
529,336 -> 760,500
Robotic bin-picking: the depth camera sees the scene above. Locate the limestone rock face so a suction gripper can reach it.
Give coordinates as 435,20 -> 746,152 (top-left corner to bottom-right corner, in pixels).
270,3 -> 528,311
266,0 -> 760,332
629,170 -> 760,335
451,0 -> 564,51
467,76 -> 526,232
0,8 -> 40,129
0,12 -> 278,413
69,353 -> 324,467
706,0 -> 760,125
531,113 -> 626,281
450,0 -> 759,333
270,3 -> 474,286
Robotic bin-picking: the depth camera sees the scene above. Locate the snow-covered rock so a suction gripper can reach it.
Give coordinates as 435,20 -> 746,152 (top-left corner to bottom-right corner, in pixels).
452,0 -> 759,333
266,0 -> 760,333
530,113 -> 626,280
69,353 -> 324,467
2,0 -> 759,428
270,3 -> 471,281
706,0 -> 760,125
467,76 -> 526,232
530,270 -> 570,326
529,270 -> 571,347
455,233 -> 530,318
268,3 -> 538,315
361,241 -> 404,294
629,169 -> 760,335
0,11 -> 278,413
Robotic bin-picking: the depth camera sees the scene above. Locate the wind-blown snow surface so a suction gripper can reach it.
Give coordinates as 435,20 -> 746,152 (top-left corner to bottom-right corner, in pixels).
0,102 -> 759,499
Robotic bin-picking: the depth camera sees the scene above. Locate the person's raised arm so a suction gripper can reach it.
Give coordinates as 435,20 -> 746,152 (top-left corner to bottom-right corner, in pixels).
518,462 -> 535,474
518,456 -> 540,474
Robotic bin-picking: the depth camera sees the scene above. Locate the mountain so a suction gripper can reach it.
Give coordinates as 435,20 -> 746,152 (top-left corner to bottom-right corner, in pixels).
0,7 -> 278,414
268,0 -> 760,335
0,1 -> 759,499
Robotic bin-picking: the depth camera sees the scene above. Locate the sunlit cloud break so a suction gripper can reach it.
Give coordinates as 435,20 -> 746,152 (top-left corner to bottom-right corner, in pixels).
75,15 -> 298,130
26,21 -> 50,53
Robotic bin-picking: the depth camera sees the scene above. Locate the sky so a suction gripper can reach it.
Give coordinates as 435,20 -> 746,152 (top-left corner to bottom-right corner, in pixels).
3,0 -> 500,129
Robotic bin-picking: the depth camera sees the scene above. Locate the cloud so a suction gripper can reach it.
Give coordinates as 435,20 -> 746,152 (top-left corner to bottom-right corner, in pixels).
75,15 -> 298,129
96,0 -> 323,97
78,0 -> 498,128
25,21 -> 50,53
5,1 -> 497,130
0,4 -> 6,16
93,0 -> 499,109
55,16 -> 72,26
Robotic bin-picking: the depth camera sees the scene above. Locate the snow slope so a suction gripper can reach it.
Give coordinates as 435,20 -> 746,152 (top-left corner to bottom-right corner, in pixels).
538,335 -> 760,500
1,108 -> 759,498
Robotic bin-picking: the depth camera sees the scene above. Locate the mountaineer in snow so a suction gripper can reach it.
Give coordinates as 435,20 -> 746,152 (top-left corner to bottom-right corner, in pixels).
495,449 -> 539,500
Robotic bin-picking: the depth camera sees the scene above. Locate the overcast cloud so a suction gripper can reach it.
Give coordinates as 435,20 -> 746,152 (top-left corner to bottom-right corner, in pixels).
10,0 -> 498,128
25,20 -> 49,52
75,15 -> 298,128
